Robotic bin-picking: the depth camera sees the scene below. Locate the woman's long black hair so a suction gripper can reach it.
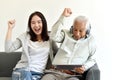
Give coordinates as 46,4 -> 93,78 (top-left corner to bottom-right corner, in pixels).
28,11 -> 49,41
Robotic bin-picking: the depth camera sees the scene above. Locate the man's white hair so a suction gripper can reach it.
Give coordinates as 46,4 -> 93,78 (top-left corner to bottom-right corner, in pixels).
73,16 -> 90,30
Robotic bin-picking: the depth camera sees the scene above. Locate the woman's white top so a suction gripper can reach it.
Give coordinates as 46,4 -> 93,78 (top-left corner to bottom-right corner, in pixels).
28,40 -> 50,73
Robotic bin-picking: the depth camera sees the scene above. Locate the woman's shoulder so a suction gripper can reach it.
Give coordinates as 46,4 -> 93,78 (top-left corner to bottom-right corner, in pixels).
17,32 -> 30,40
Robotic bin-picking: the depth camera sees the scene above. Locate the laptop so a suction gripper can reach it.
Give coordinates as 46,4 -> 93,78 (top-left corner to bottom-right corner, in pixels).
54,65 -> 82,70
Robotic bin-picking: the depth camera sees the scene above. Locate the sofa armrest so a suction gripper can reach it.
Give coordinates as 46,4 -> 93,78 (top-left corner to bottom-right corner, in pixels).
84,63 -> 100,80
0,52 -> 21,77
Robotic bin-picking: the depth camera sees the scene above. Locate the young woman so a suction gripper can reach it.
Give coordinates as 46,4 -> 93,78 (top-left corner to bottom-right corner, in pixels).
5,11 -> 57,80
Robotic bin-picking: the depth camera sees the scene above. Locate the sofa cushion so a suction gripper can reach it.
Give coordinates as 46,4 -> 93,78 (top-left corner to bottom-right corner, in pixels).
0,77 -> 11,80
0,52 -> 21,77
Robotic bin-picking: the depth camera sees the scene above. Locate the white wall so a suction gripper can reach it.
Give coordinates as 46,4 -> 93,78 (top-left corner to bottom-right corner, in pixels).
0,0 -> 118,80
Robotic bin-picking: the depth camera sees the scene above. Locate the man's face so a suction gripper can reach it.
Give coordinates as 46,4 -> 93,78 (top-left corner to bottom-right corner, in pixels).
73,21 -> 86,40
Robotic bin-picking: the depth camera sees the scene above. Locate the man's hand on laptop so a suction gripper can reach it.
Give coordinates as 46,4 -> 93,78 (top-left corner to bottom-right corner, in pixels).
50,65 -> 56,69
61,70 -> 75,75
74,66 -> 85,74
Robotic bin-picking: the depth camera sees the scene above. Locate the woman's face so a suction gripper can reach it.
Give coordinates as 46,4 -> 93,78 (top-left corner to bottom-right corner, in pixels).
31,15 -> 43,36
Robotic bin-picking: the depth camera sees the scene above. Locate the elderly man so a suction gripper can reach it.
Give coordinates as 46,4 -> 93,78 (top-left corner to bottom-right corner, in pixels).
42,8 -> 100,80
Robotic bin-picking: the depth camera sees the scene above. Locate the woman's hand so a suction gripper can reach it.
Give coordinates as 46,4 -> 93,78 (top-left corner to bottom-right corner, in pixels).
62,8 -> 72,17
8,19 -> 15,29
74,66 -> 85,74
6,19 -> 15,41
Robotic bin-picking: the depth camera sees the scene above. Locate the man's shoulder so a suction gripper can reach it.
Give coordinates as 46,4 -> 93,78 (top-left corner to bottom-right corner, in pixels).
87,34 -> 95,41
87,34 -> 97,48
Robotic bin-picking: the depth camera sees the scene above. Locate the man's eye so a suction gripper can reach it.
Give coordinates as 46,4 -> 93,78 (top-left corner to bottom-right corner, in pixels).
74,30 -> 77,31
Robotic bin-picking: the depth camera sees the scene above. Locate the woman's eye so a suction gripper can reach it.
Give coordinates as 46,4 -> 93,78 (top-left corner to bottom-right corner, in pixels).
31,22 -> 35,24
38,21 -> 41,24
38,20 -> 42,23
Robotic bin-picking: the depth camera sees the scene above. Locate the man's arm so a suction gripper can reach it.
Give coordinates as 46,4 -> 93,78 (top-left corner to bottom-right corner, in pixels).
50,8 -> 72,43
83,36 -> 97,71
74,36 -> 97,74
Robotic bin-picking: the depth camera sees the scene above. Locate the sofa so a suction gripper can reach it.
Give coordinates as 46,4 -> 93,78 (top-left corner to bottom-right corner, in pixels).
0,52 -> 100,80
0,52 -> 21,80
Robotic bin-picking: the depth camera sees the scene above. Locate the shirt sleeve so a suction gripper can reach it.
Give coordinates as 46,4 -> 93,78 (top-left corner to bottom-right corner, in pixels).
4,32 -> 26,53
5,38 -> 22,52
83,36 -> 97,71
50,15 -> 66,43
52,40 -> 58,56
